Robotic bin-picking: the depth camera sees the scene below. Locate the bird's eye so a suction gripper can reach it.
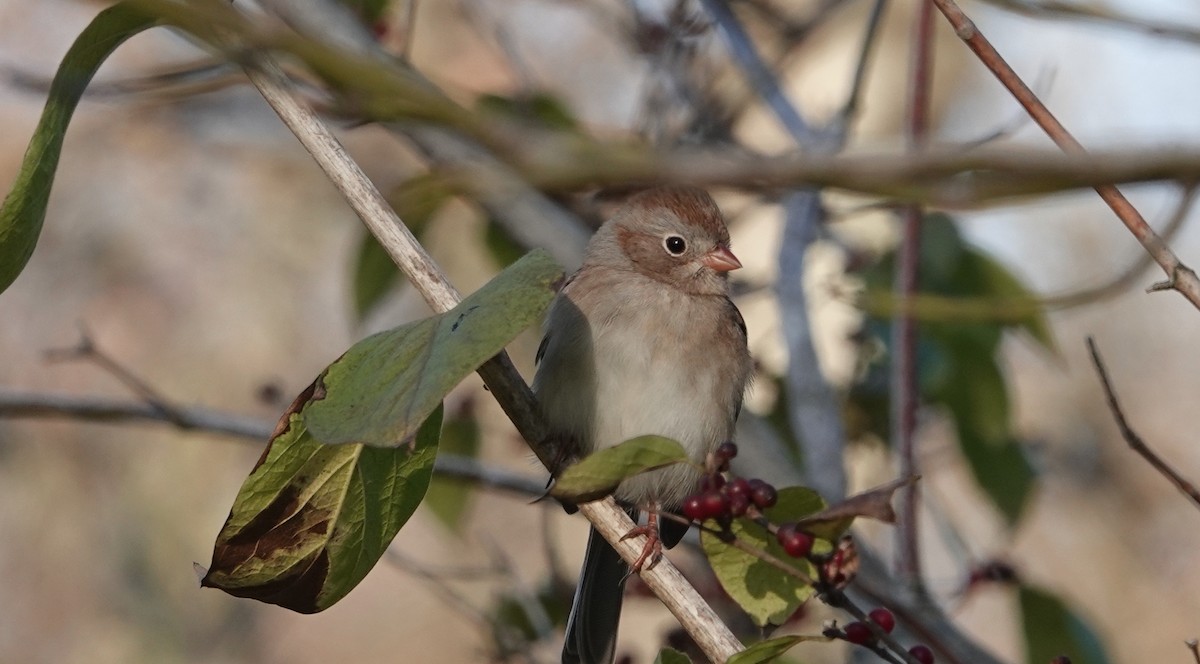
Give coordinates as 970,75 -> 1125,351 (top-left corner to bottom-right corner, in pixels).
664,235 -> 687,255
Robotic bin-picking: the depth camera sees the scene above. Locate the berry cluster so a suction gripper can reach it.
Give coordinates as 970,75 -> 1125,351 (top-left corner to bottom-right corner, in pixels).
835,608 -> 935,663
681,442 -> 778,522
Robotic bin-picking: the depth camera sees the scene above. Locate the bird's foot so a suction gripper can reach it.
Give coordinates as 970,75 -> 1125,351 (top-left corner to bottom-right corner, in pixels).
620,510 -> 663,572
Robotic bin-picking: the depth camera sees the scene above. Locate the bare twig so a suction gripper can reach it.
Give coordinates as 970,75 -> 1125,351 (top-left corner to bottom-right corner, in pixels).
893,0 -> 936,594
980,0 -> 1200,46
0,387 -> 552,497
929,0 -> 1200,312
383,548 -> 526,655
44,327 -> 192,428
1086,337 -> 1200,512
697,0 -> 821,146
0,388 -> 270,439
239,52 -> 743,663
1186,638 -> 1200,664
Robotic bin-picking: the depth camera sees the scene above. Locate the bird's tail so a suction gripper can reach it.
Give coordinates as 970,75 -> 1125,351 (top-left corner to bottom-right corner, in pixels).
561,525 -> 629,664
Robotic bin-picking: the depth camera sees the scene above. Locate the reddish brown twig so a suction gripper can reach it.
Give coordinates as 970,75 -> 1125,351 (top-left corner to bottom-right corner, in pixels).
894,0 -> 936,591
929,0 -> 1200,311
1086,337 -> 1200,512
1186,638 -> 1200,664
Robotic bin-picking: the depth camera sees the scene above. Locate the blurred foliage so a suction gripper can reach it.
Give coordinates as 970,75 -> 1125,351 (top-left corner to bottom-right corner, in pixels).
851,213 -> 1052,523
1020,585 -> 1112,664
475,93 -> 582,132
339,0 -> 393,24
490,581 -> 569,658
423,402 -> 482,532
353,175 -> 453,320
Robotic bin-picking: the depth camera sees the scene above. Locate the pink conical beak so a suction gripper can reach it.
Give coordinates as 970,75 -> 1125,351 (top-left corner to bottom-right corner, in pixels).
702,246 -> 742,272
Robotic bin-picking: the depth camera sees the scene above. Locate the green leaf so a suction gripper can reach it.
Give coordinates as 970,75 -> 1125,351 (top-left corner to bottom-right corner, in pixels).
354,176 -> 451,321
423,405 -> 480,531
971,251 -> 1057,353
653,648 -> 692,664
1020,585 -> 1112,664
0,3 -> 158,295
935,347 -> 1034,523
201,398 -> 442,613
305,249 -> 562,447
728,635 -> 828,664
550,436 -> 689,503
701,487 -> 832,627
352,232 -> 402,320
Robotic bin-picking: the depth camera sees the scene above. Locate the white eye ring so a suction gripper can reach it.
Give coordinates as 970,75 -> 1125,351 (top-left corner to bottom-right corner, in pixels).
663,235 -> 687,255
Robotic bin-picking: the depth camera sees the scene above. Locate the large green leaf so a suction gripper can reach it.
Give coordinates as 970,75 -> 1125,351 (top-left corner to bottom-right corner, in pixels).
550,436 -> 689,503
305,249 -> 562,447
934,341 -> 1034,523
202,398 -> 442,613
855,214 -> 1040,524
1021,585 -> 1112,664
0,3 -> 158,295
700,487 -> 833,627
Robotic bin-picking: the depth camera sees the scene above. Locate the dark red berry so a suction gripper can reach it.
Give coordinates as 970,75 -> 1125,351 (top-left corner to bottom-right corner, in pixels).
729,493 -> 750,517
842,621 -> 872,645
715,441 -> 738,460
868,607 -> 895,634
725,477 -> 751,499
700,490 -> 730,519
682,495 -> 706,521
748,480 -> 778,508
775,524 -> 814,558
908,644 -> 935,664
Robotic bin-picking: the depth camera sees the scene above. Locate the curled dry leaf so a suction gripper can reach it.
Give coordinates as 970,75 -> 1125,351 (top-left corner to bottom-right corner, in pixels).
797,475 -> 919,530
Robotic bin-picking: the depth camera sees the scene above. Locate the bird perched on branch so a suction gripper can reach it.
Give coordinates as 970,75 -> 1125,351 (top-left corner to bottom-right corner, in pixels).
533,186 -> 752,664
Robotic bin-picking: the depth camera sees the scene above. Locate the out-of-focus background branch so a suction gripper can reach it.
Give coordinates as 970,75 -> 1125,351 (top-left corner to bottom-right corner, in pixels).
5,1 -> 1200,663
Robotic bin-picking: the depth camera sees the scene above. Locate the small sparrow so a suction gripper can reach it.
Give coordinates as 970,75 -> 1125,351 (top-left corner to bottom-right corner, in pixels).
533,186 -> 752,664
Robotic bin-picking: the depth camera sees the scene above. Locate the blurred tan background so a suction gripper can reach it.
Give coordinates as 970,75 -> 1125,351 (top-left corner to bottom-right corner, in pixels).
4,1 -> 1200,663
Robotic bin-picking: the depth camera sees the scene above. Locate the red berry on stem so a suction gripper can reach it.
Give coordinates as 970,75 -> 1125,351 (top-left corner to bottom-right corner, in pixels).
726,477 -> 751,499
715,441 -> 738,460
701,490 -> 730,519
908,644 -> 935,664
749,480 -> 778,508
775,524 -> 814,558
682,495 -> 706,521
842,621 -> 872,645
729,493 -> 750,517
868,607 -> 895,634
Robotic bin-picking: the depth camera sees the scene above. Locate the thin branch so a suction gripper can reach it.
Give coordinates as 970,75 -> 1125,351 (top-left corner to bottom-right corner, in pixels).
893,0 -> 935,594
980,0 -> 1200,46
1086,337 -> 1200,513
1187,638 -> 1200,664
929,0 -> 1200,311
45,327 -> 192,428
238,51 -> 743,663
0,387 -> 552,498
779,192 -> 848,501
834,0 -> 888,133
697,0 -> 821,146
0,388 -> 270,439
